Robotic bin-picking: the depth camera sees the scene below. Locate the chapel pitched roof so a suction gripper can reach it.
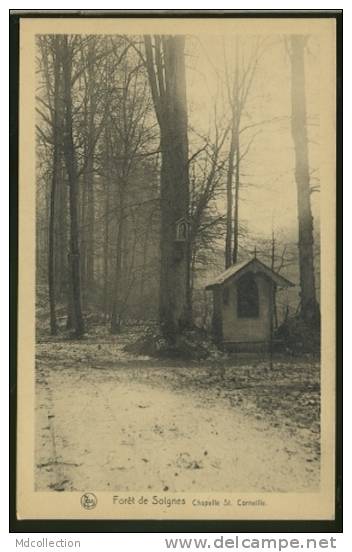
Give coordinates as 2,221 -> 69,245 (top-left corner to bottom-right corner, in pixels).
205,257 -> 294,290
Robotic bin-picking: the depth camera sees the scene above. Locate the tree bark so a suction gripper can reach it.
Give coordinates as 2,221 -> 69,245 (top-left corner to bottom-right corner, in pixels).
289,35 -> 320,325
57,159 -> 68,301
86,174 -> 95,293
225,125 -> 235,269
47,38 -> 61,335
103,134 -> 110,321
270,231 -> 278,329
144,35 -> 190,340
85,40 -> 97,296
61,36 -> 85,337
232,127 -> 240,264
232,44 -> 240,266
110,214 -> 124,334
80,175 -> 87,302
140,217 -> 150,301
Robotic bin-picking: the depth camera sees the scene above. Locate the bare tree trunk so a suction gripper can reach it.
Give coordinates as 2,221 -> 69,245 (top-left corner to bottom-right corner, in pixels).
144,35 -> 190,340
57,159 -> 68,301
140,217 -> 150,301
47,38 -> 61,335
223,36 -> 260,267
80,177 -> 87,303
110,209 -> 124,334
232,44 -> 240,266
66,264 -> 75,330
103,161 -> 110,320
102,58 -> 111,322
86,175 -> 95,294
225,125 -> 235,268
48,167 -> 57,335
159,127 -> 189,337
85,40 -> 97,297
225,40 -> 241,268
232,127 -> 240,264
189,246 -> 197,314
62,36 -> 85,338
271,231 -> 278,329
289,35 -> 319,325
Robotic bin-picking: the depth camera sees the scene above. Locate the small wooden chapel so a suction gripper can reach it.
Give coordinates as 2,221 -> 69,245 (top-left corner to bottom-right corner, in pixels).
205,257 -> 294,351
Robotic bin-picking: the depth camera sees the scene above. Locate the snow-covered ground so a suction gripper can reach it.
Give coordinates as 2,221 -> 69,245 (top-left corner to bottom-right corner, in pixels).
35,339 -> 320,493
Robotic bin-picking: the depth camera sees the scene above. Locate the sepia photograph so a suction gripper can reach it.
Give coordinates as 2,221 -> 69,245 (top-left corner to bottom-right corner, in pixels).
14,14 -> 338,522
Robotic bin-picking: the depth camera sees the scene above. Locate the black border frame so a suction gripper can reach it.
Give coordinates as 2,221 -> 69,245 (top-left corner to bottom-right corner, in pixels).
9,9 -> 343,534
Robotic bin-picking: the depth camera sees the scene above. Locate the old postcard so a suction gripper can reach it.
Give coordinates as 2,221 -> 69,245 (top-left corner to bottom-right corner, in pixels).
16,14 -> 337,521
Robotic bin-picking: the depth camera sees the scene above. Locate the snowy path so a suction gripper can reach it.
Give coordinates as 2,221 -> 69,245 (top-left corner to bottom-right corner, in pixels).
35,357 -> 319,493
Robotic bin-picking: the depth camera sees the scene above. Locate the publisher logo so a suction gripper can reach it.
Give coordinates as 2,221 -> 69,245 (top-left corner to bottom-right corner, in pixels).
80,492 -> 97,510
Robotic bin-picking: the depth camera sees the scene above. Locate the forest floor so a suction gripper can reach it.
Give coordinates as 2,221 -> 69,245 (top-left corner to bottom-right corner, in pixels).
35,329 -> 320,493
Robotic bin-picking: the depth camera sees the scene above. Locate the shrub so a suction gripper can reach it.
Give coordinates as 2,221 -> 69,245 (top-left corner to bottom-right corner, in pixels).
275,315 -> 320,355
124,326 -> 225,361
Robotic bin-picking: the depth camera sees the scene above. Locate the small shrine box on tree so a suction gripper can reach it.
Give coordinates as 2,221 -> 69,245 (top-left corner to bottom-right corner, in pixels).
175,217 -> 191,242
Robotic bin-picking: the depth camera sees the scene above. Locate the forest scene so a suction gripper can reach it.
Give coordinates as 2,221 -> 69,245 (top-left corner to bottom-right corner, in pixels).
35,33 -> 321,493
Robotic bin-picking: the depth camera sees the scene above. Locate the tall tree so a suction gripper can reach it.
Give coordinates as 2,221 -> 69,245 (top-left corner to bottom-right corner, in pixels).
225,120 -> 235,268
61,36 -> 85,337
144,35 -> 190,339
37,37 -> 63,335
223,37 -> 265,267
289,35 -> 319,324
80,38 -> 99,301
224,40 -> 238,269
